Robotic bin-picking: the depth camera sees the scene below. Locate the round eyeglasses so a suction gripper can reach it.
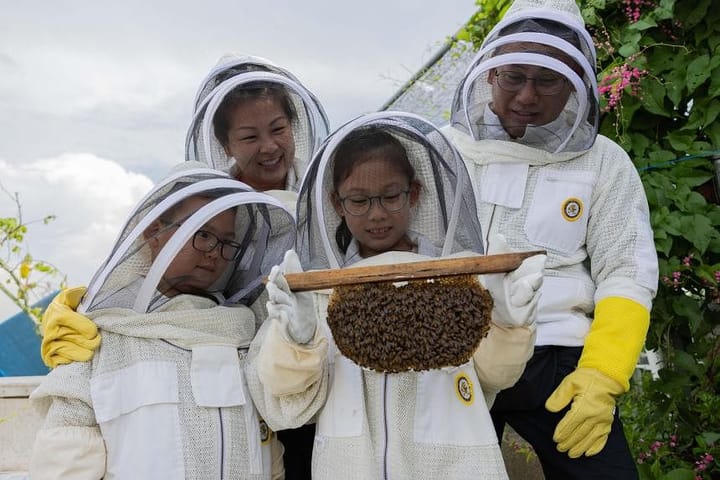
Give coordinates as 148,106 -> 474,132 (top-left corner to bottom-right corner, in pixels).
338,190 -> 411,216
494,70 -> 568,96
191,230 -> 242,261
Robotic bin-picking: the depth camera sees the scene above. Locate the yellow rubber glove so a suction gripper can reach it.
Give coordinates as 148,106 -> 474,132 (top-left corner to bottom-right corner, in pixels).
545,296 -> 650,458
40,287 -> 101,368
545,367 -> 624,457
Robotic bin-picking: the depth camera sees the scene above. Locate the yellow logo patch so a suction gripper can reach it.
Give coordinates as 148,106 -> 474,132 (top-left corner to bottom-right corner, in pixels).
259,419 -> 271,444
455,372 -> 474,406
561,197 -> 584,222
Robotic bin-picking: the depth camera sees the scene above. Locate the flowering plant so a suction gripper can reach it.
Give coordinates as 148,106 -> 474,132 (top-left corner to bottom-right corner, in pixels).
1,186 -> 64,324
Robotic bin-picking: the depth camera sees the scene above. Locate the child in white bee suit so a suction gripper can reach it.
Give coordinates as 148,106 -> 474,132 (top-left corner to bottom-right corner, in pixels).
30,164 -> 295,479
39,54 -> 331,480
443,0 -> 659,477
245,112 -> 547,479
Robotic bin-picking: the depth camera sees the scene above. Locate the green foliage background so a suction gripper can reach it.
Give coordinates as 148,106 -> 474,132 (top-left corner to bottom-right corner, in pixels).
459,0 -> 720,478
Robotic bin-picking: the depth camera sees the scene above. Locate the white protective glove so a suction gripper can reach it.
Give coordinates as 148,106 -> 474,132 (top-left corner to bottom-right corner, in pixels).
481,234 -> 546,328
265,249 -> 317,344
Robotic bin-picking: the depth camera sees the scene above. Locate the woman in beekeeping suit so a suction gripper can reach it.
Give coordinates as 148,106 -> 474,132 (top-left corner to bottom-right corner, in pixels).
30,164 -> 295,480
186,53 -> 331,478
245,111 -> 546,480
443,0 -> 658,478
186,53 -> 330,210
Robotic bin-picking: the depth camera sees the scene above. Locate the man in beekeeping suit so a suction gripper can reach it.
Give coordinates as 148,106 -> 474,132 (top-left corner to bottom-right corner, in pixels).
443,0 -> 658,478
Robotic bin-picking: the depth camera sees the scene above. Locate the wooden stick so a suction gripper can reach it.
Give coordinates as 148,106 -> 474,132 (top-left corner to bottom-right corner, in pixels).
279,251 -> 545,292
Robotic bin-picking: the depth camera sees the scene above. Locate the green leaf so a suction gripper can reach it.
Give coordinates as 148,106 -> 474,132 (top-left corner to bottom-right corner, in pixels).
660,468 -> 695,480
642,80 -> 671,117
647,150 -> 677,164
667,131 -> 695,151
665,69 -> 686,107
706,122 -> 720,148
684,0 -> 711,28
653,0 -> 675,20
710,68 -> 720,98
686,55 -> 711,93
672,296 -> 704,336
619,31 -> 642,58
698,431 -> 720,445
680,214 -> 717,253
628,18 -> 657,31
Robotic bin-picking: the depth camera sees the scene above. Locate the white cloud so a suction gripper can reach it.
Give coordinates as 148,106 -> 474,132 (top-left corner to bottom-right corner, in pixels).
0,154 -> 153,318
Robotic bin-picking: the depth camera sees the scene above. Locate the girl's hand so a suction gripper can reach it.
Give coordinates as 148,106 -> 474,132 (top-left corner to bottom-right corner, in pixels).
265,250 -> 317,344
481,235 -> 546,328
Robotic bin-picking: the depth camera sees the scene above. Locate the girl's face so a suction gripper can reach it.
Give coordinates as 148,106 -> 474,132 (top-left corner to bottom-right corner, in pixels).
222,96 -> 296,191
332,156 -> 420,258
148,196 -> 236,297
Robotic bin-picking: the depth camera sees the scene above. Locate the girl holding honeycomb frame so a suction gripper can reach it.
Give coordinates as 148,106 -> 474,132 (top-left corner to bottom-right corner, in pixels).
246,111 -> 546,480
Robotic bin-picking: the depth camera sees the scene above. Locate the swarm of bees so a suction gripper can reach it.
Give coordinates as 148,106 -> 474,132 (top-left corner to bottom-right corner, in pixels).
327,275 -> 493,372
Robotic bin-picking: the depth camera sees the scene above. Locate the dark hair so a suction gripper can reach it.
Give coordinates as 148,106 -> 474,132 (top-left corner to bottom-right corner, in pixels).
331,127 -> 415,253
212,81 -> 297,147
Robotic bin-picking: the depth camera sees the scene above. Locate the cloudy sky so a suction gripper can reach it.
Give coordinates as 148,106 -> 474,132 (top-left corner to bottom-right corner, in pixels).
0,0 -> 478,318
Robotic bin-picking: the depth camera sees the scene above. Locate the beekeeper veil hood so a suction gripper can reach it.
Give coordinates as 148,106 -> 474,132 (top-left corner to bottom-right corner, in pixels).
79,163 -> 295,314
450,0 -> 599,154
296,111 -> 484,270
191,53 -> 302,113
186,54 -> 330,188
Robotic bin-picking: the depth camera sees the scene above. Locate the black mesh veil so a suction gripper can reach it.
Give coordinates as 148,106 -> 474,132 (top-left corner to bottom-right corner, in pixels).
186,56 -> 329,186
450,0 -> 599,154
79,164 -> 295,314
191,53 -> 305,113
296,111 -> 484,270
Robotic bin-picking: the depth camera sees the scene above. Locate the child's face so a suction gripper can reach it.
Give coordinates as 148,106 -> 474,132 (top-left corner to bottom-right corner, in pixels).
222,96 -> 296,191
149,196 -> 237,296
332,156 -> 419,258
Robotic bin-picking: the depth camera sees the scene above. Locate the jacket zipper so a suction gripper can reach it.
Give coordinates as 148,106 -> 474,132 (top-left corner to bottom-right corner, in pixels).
382,373 -> 389,480
219,407 -> 225,479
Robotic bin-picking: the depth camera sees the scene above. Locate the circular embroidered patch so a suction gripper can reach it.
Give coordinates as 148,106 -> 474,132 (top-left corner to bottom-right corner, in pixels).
455,372 -> 474,406
259,419 -> 271,444
561,197 -> 584,222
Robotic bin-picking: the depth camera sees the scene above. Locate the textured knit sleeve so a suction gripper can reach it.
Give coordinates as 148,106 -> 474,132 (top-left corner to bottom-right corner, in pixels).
472,323 -> 536,401
586,135 -> 658,308
29,362 -> 106,479
245,295 -> 329,431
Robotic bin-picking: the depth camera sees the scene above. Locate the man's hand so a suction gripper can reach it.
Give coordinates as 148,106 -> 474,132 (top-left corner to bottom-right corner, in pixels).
545,367 -> 625,458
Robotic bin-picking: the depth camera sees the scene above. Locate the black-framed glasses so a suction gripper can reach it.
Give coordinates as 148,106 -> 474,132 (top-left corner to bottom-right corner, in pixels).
338,190 -> 411,216
191,230 -> 242,261
494,70 -> 567,96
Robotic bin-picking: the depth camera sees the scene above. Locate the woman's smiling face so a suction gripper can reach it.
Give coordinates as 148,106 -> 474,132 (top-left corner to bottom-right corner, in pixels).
222,96 -> 296,191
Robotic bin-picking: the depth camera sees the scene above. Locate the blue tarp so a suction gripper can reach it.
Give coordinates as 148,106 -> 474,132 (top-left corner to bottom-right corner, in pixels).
0,292 -> 56,376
